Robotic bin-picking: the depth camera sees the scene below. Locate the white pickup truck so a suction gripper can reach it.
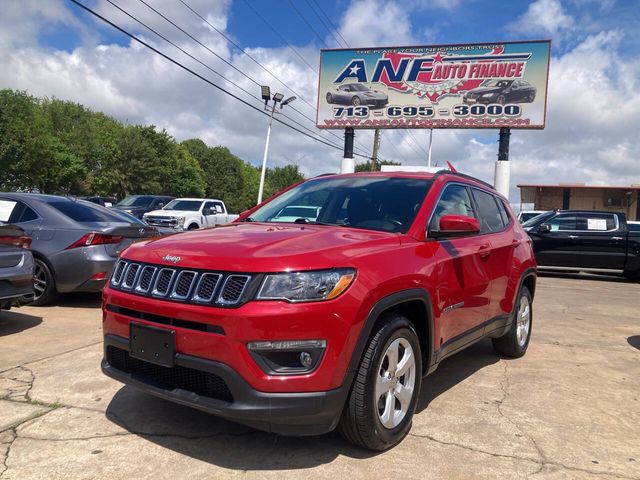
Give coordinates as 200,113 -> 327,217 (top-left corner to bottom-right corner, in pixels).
142,198 -> 238,231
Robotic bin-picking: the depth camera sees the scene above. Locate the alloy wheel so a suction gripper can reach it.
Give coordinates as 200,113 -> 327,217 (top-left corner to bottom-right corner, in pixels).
375,337 -> 416,429
516,295 -> 531,347
33,262 -> 47,300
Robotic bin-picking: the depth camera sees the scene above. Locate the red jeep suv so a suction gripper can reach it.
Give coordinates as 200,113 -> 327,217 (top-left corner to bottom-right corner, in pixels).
102,171 -> 536,451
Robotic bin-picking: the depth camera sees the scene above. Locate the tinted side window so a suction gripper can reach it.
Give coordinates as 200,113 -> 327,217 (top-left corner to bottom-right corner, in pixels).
48,201 -> 126,223
545,215 -> 577,231
429,184 -> 477,232
575,213 -> 617,231
19,205 -> 38,222
472,188 -> 505,233
495,198 -> 511,226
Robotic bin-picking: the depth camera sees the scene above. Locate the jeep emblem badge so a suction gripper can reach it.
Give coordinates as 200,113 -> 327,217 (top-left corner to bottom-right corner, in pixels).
162,254 -> 181,264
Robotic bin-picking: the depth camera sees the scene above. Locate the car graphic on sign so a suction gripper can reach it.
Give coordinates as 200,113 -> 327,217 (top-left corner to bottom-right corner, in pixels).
326,83 -> 389,109
463,80 -> 537,105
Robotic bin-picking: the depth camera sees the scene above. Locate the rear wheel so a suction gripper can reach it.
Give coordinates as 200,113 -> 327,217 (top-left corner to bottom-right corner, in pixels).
492,286 -> 532,357
497,94 -> 506,105
30,258 -> 59,306
338,313 -> 422,451
352,96 -> 361,106
326,93 -> 333,103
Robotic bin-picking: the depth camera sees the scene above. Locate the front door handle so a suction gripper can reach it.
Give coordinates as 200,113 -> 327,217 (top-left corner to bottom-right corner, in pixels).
478,244 -> 491,259
611,236 -> 624,241
568,235 -> 579,239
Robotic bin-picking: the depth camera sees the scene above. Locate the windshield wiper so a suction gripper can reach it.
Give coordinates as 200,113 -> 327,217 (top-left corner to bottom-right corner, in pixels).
241,217 -> 255,222
293,218 -> 340,226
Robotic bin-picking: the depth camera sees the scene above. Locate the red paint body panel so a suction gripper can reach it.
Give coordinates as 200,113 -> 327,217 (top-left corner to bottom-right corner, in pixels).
102,172 -> 537,396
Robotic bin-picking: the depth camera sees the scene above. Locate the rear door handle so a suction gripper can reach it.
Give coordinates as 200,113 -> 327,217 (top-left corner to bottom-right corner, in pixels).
568,235 -> 579,239
478,244 -> 491,259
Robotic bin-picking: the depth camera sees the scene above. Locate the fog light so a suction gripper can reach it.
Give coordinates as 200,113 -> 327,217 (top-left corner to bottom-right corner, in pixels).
247,339 -> 326,375
299,351 -> 313,368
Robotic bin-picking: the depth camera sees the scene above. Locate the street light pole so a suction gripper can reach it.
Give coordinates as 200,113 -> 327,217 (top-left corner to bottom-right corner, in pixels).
257,100 -> 277,205
257,86 -> 296,205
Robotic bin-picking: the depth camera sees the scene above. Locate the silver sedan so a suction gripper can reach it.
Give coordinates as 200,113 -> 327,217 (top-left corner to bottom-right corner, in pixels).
0,193 -> 160,305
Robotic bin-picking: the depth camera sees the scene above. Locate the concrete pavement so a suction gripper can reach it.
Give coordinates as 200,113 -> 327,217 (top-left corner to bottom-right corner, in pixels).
0,276 -> 639,479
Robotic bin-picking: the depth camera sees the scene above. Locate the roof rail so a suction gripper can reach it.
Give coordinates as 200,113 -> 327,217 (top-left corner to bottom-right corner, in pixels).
433,170 -> 495,191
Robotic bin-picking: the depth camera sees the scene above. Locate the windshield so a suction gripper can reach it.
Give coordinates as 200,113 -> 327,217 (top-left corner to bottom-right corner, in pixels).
485,80 -> 512,88
522,211 -> 554,228
163,199 -> 203,211
350,84 -> 369,92
248,176 -> 433,233
116,196 -> 152,207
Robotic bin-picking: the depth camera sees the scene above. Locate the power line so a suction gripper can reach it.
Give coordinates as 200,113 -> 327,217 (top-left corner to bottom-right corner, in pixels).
176,0 -> 371,158
304,0 -> 346,48
69,0 -> 371,158
241,0 -> 318,74
310,0 -> 349,47
285,0 -> 328,49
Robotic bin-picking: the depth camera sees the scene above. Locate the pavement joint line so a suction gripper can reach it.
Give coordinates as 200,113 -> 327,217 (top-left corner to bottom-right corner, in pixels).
0,341 -> 102,375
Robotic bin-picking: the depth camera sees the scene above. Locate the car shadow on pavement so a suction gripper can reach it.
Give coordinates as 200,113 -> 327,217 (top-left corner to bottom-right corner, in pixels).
416,338 -> 499,412
55,292 -> 102,308
104,339 -> 500,469
627,335 -> 640,351
0,310 -> 42,336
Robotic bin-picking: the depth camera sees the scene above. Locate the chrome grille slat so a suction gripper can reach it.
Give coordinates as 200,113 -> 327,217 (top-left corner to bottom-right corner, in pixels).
111,260 -> 128,286
193,273 -> 221,303
218,275 -> 250,305
170,271 -> 197,300
110,261 -> 251,307
121,263 -> 141,290
135,266 -> 157,293
152,268 -> 176,297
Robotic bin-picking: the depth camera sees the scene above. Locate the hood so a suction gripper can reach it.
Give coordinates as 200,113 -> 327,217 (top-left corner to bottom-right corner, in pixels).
144,209 -> 196,217
122,222 -> 400,272
114,205 -> 146,213
363,90 -> 387,99
467,86 -> 502,96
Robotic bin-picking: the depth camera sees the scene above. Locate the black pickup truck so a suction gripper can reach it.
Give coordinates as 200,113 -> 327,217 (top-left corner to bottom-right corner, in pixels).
523,210 -> 640,279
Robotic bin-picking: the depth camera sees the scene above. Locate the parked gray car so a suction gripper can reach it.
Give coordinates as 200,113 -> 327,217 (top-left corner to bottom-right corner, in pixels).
0,193 -> 160,305
0,224 -> 34,310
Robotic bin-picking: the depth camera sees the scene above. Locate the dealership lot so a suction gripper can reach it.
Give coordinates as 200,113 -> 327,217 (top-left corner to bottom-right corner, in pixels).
0,275 -> 639,480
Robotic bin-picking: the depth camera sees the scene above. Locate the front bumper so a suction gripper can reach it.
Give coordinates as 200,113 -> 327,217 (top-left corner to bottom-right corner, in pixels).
364,98 -> 388,109
463,96 -> 493,104
102,334 -> 348,436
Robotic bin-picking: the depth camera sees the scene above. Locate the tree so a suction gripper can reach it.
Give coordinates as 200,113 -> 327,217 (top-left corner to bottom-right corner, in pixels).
264,164 -> 304,198
355,159 -> 401,172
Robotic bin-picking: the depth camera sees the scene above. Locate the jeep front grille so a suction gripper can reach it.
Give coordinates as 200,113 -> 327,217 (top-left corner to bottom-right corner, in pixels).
110,259 -> 252,306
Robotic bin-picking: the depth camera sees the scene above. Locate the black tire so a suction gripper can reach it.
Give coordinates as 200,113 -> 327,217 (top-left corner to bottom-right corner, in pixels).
338,313 -> 422,451
497,94 -> 506,105
527,91 -> 536,102
30,258 -> 59,306
352,96 -> 361,106
326,93 -> 333,103
187,223 -> 199,230
492,286 -> 532,357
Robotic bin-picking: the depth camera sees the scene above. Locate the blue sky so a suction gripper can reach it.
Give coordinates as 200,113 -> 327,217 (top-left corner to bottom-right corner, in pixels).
2,0 -> 640,201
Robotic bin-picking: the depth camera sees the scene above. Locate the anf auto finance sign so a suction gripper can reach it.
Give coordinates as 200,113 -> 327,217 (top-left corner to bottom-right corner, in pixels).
316,40 -> 550,130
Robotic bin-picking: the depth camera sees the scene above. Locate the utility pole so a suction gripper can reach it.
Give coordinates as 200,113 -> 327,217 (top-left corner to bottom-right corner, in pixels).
341,127 -> 355,173
371,128 -> 380,171
494,127 -> 511,198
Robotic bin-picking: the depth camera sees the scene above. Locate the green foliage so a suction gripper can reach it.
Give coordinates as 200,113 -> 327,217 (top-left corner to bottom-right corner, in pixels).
354,159 -> 401,172
0,89 -> 304,210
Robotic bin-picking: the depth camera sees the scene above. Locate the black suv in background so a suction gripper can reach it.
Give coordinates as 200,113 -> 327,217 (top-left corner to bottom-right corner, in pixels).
112,195 -> 174,219
523,210 -> 640,280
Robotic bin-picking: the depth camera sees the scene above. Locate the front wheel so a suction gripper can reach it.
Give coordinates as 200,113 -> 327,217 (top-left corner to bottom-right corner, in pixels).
492,286 -> 532,357
338,313 -> 422,451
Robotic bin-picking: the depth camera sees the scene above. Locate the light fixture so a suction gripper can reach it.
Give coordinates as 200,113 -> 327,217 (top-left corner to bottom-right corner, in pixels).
260,85 -> 271,103
272,92 -> 284,102
281,96 -> 296,108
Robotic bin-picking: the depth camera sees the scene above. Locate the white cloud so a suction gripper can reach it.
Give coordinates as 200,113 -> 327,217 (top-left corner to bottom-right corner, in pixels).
1,0 -> 639,204
507,0 -> 575,39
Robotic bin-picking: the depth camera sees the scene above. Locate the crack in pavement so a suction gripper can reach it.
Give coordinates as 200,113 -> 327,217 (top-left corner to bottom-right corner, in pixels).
0,341 -> 102,375
0,429 -> 16,479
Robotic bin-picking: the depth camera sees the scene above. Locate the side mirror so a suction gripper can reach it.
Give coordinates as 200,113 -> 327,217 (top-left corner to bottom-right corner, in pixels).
158,202 -> 165,208
538,224 -> 551,233
431,214 -> 480,238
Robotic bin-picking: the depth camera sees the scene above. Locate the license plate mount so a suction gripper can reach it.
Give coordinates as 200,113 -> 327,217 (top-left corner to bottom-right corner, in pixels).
129,323 -> 176,367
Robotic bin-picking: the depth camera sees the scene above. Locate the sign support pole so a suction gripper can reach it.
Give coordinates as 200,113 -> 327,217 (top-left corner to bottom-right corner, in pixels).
341,127 -> 355,173
494,127 -> 511,198
427,128 -> 433,168
371,128 -> 380,171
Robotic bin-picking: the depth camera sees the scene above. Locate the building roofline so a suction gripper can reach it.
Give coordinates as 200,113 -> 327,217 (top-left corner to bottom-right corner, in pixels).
517,184 -> 640,190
